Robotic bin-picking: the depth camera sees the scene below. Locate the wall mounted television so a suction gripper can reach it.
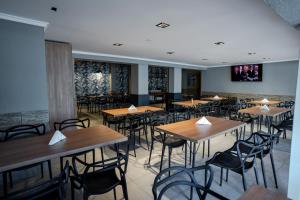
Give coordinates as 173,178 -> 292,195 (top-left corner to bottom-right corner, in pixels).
231,64 -> 263,82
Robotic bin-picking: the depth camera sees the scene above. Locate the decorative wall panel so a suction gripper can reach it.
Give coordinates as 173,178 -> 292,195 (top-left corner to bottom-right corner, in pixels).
74,60 -> 129,96
148,66 -> 169,92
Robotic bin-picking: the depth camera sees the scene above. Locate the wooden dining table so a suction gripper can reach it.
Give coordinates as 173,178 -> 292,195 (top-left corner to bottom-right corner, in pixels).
156,116 -> 246,167
0,125 -> 127,196
238,106 -> 291,132
101,105 -> 163,117
249,100 -> 282,106
172,100 -> 210,107
201,97 -> 226,101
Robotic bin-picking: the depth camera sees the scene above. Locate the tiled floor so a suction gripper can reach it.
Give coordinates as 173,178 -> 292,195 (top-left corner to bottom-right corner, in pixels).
1,110 -> 291,200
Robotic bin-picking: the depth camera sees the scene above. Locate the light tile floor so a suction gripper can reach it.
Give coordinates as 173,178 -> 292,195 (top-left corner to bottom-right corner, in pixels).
1,110 -> 291,200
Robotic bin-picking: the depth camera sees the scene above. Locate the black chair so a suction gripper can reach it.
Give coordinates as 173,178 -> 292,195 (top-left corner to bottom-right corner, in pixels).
152,165 -> 214,200
206,140 -> 265,191
235,126 -> 283,188
6,161 -> 70,200
119,114 -> 148,157
148,114 -> 188,173
1,124 -> 52,196
70,142 -> 129,200
54,118 -> 95,171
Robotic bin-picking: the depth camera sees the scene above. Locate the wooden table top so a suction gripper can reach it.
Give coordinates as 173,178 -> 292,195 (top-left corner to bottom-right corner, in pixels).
201,97 -> 225,101
102,106 -> 163,117
172,100 -> 210,107
0,125 -> 127,173
238,185 -> 287,200
249,100 -> 282,106
238,106 -> 290,117
156,116 -> 245,142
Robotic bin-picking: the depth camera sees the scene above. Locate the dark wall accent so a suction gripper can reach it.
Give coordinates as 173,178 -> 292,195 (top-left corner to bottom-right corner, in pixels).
166,93 -> 182,111
74,60 -> 130,96
130,94 -> 149,106
148,66 -> 169,92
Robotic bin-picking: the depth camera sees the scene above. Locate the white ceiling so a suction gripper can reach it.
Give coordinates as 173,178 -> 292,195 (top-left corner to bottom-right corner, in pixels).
0,0 -> 299,67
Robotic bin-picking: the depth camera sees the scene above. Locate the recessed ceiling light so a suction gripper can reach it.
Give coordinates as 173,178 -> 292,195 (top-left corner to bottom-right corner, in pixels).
202,58 -> 208,61
166,51 -> 175,55
248,52 -> 256,55
113,43 -> 123,46
51,7 -> 57,12
156,22 -> 170,28
214,41 -> 225,45
221,62 -> 228,64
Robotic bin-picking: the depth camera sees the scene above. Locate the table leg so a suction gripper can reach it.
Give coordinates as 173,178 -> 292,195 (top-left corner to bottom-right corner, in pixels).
190,142 -> 197,199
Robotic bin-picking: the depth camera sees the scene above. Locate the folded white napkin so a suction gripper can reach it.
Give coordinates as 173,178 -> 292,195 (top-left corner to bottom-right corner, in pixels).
191,98 -> 194,104
195,117 -> 212,125
261,104 -> 270,111
213,95 -> 220,99
48,130 -> 66,145
128,105 -> 137,111
261,98 -> 269,103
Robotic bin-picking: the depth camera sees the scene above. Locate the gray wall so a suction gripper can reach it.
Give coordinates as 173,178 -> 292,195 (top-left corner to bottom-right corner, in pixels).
202,61 -> 299,96
0,19 -> 48,113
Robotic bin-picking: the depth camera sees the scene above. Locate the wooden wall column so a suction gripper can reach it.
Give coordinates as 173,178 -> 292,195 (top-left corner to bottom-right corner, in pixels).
45,41 -> 76,130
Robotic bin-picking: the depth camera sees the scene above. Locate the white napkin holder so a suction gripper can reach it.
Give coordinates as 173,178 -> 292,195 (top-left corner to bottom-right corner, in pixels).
128,105 -> 137,111
195,117 -> 212,125
48,130 -> 66,145
260,104 -> 270,111
213,95 -> 220,100
261,98 -> 269,103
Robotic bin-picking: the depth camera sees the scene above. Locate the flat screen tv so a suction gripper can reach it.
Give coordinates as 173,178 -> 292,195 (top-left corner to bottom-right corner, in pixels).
231,64 -> 263,82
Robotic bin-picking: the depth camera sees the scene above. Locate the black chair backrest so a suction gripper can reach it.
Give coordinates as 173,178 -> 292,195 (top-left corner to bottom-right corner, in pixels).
2,124 -> 45,141
54,118 -> 90,131
71,141 -> 129,185
7,161 -> 69,200
152,165 -> 214,200
236,140 -> 264,168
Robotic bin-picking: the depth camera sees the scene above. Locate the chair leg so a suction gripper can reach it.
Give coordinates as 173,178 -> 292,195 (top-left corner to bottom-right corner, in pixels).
148,140 -> 154,165
226,169 -> 229,182
3,172 -> 8,198
168,147 -> 172,176
9,171 -> 13,188
254,166 -> 259,184
40,163 -> 44,178
184,143 -> 187,168
202,141 -> 205,158
47,160 -> 52,179
160,144 -> 166,172
122,178 -> 129,200
113,188 -> 117,200
145,130 -> 149,150
71,183 -> 75,200
133,134 -> 137,157
189,141 -> 192,165
207,139 -> 210,157
260,159 -> 268,188
241,171 -> 247,191
270,153 -> 278,188
220,168 -> 223,186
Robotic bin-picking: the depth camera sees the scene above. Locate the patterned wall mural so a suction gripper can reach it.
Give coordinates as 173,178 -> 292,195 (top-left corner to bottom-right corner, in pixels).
148,66 -> 169,92
74,60 -> 129,96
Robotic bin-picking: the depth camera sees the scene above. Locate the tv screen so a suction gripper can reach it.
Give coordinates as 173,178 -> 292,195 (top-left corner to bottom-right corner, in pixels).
231,64 -> 263,82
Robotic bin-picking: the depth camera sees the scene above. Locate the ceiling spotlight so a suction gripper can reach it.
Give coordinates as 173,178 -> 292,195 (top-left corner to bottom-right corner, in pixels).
166,51 -> 175,55
202,58 -> 208,61
156,22 -> 170,28
221,62 -> 228,64
248,52 -> 256,55
214,41 -> 225,45
51,7 -> 57,12
113,43 -> 123,46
